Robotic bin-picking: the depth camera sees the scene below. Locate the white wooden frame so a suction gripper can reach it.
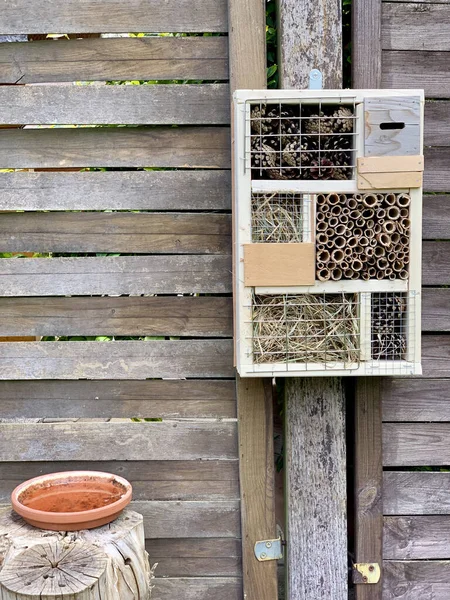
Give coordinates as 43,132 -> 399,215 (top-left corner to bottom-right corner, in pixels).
233,89 -> 423,377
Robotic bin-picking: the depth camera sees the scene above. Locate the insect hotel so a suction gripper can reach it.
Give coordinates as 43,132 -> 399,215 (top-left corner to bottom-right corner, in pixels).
233,89 -> 424,377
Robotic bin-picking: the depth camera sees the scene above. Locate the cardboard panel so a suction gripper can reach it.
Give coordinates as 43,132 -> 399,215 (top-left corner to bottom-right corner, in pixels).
243,243 -> 315,286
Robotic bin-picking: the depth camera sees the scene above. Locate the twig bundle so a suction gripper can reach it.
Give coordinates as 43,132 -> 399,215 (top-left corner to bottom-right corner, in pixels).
252,193 -> 305,242
371,293 -> 407,359
252,293 -> 360,364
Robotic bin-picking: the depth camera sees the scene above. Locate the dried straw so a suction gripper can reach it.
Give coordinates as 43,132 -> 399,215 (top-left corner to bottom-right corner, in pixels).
252,193 -> 304,243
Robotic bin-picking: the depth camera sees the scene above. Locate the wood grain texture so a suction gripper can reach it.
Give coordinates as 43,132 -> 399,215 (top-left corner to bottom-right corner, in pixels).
382,2 -> 450,51
0,212 -> 231,254
0,422 -> 237,461
285,378 -> 347,600
424,101 -> 450,147
0,37 -> 229,84
0,340 -> 234,379
236,378 -> 278,600
383,378 -> 450,421
0,296 -> 233,338
354,378 -> 383,600
382,51 -> 450,97
0,255 -> 232,296
279,0 -> 342,88
424,147 -> 450,191
352,0 -> 382,88
0,84 -> 230,126
0,379 -> 236,419
384,472 -> 450,515
384,515 -> 450,559
148,557 -> 241,578
422,335 -> 450,377
153,578 -> 242,600
0,127 -> 231,169
423,196 -> 450,239
0,171 -> 231,212
383,423 -> 450,466
423,242 -> 450,285
384,561 -> 450,600
244,243 -> 315,286
0,1 -> 228,33
423,289 -> 450,331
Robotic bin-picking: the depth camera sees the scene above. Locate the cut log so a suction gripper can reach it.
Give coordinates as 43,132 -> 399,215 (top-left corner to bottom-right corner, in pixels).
0,508 -> 153,599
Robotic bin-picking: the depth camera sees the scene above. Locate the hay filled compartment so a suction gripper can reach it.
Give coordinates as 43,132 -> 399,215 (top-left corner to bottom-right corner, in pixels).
251,192 -> 312,243
251,292 -> 361,367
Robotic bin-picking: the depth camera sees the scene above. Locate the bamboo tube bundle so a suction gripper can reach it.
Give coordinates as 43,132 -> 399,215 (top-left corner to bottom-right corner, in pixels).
371,293 -> 407,360
252,293 -> 360,364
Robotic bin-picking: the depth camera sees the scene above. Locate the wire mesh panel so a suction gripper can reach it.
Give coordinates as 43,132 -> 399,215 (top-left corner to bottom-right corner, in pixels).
251,193 -> 311,243
248,99 -> 357,180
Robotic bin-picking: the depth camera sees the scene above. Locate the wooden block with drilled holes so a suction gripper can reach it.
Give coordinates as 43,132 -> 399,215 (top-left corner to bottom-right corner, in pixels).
244,243 -> 315,287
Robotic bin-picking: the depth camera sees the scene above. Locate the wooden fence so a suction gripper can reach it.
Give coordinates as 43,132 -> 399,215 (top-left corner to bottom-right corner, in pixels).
354,1 -> 450,598
0,2 -> 271,598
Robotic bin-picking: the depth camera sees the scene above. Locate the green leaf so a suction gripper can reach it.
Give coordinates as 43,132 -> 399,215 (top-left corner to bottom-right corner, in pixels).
267,64 -> 278,78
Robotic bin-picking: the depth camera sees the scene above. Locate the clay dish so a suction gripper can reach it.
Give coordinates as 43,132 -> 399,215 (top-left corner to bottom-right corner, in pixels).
11,471 -> 132,531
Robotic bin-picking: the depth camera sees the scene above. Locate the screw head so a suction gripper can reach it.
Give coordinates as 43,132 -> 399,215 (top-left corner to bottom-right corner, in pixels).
260,552 -> 267,559
363,576 -> 368,583
369,565 -> 375,572
265,542 -> 272,548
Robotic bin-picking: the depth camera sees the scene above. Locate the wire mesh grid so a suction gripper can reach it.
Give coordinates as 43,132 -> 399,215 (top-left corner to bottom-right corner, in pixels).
250,292 -> 361,368
251,193 -> 311,243
246,98 -> 357,181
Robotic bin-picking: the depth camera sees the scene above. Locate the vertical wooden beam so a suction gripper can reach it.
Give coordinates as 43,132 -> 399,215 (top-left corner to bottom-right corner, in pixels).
354,378 -> 383,600
278,0 -> 343,89
352,0 -> 382,89
228,2 -> 278,599
278,1 -> 347,598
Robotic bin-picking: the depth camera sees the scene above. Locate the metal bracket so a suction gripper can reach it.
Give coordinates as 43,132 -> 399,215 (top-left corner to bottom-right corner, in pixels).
353,563 -> 381,584
309,69 -> 323,90
254,538 -> 283,562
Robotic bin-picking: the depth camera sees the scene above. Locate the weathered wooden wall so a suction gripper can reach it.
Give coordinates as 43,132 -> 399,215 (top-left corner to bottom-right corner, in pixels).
0,5 -> 244,599
353,0 -> 450,598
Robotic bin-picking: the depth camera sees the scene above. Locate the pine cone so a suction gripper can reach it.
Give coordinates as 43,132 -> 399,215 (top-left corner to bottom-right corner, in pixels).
283,137 -> 319,168
280,106 -> 301,144
251,136 -> 279,171
332,107 -> 354,133
304,111 -> 336,135
304,106 -> 354,136
250,105 -> 279,135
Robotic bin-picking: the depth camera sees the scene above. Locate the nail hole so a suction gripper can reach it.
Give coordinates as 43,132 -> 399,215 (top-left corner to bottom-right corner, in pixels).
379,122 -> 405,130
124,558 -> 132,566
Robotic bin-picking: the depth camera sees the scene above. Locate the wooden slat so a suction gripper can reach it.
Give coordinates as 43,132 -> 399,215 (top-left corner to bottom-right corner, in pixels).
382,51 -> 450,98
0,379 -> 236,419
423,242 -> 450,285
384,472 -> 450,515
0,422 -> 237,461
425,101 -> 450,147
0,340 -> 234,379
383,378 -> 450,421
0,37 -> 229,84
354,378 -> 383,600
0,213 -> 231,254
423,289 -> 450,331
384,561 -> 450,600
423,335 -> 450,377
0,84 -> 230,126
153,578 -> 242,600
382,3 -> 450,51
149,539 -> 241,559
383,423 -> 450,466
352,0 -> 382,88
133,501 -> 240,539
424,148 -> 450,191
149,557 -> 241,578
0,297 -> 233,338
0,255 -> 232,296
423,196 -> 450,239
384,515 -> 450,559
0,1 -> 228,33
0,171 -> 232,212
0,127 -> 231,169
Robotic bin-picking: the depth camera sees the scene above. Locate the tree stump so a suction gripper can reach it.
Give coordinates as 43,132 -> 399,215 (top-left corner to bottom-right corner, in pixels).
0,508 -> 154,599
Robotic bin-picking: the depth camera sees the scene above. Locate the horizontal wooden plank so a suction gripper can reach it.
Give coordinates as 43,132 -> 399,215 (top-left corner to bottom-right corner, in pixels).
134,501 -> 240,539
0,1 -> 228,33
0,340 -> 234,379
423,242 -> 450,285
0,171 -> 232,212
0,37 -> 229,84
0,127 -> 231,169
384,423 -> 450,466
382,50 -> 450,98
384,471 -> 450,515
0,213 -> 232,254
383,378 -> 450,421
422,335 -> 450,377
424,147 -> 450,192
153,578 -> 242,600
423,196 -> 450,239
149,557 -> 241,578
148,538 -> 241,559
0,297 -> 233,338
424,101 -> 450,147
384,561 -> 450,600
0,380 -> 236,419
0,255 -> 232,296
0,84 -> 230,126
0,422 -> 237,460
382,3 -> 450,51
384,515 -> 450,559
422,289 -> 450,331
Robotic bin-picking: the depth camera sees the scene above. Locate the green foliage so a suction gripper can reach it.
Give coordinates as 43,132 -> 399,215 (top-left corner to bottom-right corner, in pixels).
343,0 -> 352,87
266,0 -> 278,88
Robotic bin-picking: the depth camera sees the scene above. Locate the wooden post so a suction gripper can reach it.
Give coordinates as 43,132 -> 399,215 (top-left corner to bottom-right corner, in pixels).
278,1 -> 348,598
228,2 -> 279,599
0,509 -> 153,599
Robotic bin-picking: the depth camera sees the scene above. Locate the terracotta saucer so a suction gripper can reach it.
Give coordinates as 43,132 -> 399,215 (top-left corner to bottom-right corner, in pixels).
11,471 -> 132,531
